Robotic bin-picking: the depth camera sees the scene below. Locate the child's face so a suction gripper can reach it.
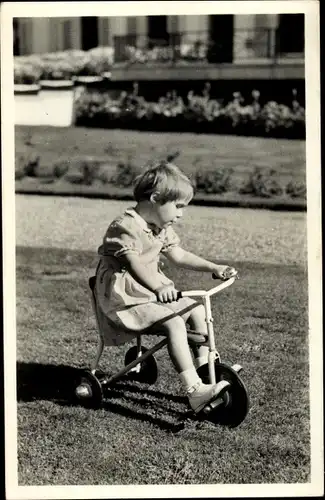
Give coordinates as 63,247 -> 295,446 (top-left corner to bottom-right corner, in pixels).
153,199 -> 188,229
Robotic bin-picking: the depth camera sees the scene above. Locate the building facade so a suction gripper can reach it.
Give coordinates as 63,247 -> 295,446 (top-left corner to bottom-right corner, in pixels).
14,14 -> 304,83
14,14 -> 304,59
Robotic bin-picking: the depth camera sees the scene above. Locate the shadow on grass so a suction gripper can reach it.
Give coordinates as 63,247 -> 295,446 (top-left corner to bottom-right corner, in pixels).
17,361 -> 82,402
17,361 -> 189,432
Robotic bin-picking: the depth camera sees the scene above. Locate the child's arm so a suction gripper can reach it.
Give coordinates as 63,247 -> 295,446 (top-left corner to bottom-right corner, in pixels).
164,246 -> 237,279
140,242 -> 163,264
121,253 -> 178,301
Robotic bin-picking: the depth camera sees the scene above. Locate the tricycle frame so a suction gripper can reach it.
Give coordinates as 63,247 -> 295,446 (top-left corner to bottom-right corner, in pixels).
88,276 -> 237,388
75,275 -> 249,427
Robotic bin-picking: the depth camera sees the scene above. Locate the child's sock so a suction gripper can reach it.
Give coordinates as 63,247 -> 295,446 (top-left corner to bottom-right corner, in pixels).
178,367 -> 202,392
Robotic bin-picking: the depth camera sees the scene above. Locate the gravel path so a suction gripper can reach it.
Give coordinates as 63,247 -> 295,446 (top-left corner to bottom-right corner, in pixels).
15,195 -> 307,267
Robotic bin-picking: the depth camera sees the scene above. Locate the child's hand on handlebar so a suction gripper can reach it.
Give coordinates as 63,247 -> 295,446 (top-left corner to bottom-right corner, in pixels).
212,265 -> 238,281
155,284 -> 179,303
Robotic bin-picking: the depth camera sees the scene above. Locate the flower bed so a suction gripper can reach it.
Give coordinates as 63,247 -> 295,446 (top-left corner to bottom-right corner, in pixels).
14,125 -> 306,210
74,86 -> 305,139
14,47 -> 114,84
122,40 -> 225,65
15,148 -> 306,206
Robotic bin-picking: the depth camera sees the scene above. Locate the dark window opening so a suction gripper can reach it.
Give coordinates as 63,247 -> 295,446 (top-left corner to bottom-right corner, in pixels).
81,17 -> 98,51
277,14 -> 304,54
208,15 -> 234,63
13,18 -> 20,55
147,15 -> 169,47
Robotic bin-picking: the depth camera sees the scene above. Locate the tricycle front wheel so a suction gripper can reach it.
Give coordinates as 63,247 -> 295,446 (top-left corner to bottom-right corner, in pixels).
197,362 -> 249,428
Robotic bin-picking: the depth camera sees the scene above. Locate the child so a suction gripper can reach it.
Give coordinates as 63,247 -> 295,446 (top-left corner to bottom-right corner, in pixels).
95,162 -> 238,413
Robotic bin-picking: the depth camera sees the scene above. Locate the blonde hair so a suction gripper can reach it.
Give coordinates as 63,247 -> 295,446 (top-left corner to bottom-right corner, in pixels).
134,162 -> 194,204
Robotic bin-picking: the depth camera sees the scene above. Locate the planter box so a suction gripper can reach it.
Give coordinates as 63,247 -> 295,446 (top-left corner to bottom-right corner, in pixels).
39,80 -> 75,90
15,88 -> 44,126
14,84 -> 40,95
39,85 -> 75,126
73,76 -> 104,84
15,82 -> 76,127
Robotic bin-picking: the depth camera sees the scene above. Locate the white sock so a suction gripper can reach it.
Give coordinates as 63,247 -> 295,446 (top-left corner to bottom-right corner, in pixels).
179,367 -> 202,393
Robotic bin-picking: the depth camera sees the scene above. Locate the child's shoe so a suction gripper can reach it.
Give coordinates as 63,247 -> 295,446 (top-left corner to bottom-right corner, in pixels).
188,380 -> 230,414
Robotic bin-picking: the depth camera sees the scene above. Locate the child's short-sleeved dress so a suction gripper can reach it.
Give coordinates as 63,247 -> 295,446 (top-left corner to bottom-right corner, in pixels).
95,207 -> 198,346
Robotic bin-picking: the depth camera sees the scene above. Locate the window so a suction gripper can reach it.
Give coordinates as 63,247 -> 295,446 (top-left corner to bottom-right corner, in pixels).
208,15 -> 234,63
147,16 -> 169,47
81,17 -> 99,51
277,14 -> 304,55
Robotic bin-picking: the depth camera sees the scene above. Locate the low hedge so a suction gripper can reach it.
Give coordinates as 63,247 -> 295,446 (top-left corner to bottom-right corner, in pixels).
14,47 -> 114,84
74,88 -> 305,139
15,152 -> 306,202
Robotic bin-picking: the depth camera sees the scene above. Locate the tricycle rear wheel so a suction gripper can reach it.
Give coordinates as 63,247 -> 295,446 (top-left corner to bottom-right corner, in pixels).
74,369 -> 103,409
124,345 -> 159,385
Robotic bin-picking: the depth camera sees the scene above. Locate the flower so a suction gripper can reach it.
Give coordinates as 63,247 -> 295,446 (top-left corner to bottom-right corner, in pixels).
73,85 -> 305,137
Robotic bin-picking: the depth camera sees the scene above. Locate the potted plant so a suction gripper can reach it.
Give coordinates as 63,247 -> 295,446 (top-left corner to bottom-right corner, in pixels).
37,52 -> 75,126
74,46 -> 113,84
14,57 -> 42,94
39,52 -> 75,89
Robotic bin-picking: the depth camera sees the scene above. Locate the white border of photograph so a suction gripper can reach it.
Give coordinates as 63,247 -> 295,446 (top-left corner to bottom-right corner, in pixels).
1,1 -> 323,499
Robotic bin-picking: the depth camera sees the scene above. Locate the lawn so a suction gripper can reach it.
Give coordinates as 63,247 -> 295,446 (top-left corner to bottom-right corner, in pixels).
16,244 -> 309,485
15,126 -> 306,179
15,126 -> 306,209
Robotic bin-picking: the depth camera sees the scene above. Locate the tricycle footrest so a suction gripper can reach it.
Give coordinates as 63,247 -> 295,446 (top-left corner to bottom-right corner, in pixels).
187,331 -> 208,346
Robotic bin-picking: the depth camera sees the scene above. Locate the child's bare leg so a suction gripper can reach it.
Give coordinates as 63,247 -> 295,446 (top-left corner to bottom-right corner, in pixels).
158,316 -> 195,373
187,304 -> 209,368
156,315 -> 229,413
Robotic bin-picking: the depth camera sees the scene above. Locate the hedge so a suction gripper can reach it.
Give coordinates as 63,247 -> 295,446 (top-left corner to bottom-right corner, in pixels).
74,87 -> 305,139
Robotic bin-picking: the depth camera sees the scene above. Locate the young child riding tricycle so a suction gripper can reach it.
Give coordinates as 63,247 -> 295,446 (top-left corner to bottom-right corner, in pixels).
75,162 -> 249,427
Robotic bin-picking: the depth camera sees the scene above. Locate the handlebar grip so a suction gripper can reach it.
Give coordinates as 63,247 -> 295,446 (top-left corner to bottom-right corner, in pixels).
212,270 -> 239,281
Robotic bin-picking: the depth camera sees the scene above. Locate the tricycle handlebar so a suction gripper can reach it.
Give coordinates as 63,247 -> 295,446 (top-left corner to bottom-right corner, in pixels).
177,276 -> 236,299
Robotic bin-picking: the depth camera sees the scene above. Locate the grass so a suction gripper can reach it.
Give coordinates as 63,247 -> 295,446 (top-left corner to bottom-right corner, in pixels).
16,245 -> 309,485
15,126 -> 306,209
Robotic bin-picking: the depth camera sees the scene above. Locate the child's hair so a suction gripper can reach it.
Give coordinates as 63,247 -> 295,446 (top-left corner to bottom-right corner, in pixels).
133,162 -> 194,204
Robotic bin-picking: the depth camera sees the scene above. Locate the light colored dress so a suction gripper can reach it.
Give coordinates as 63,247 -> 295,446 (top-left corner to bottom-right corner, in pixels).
95,207 -> 198,346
